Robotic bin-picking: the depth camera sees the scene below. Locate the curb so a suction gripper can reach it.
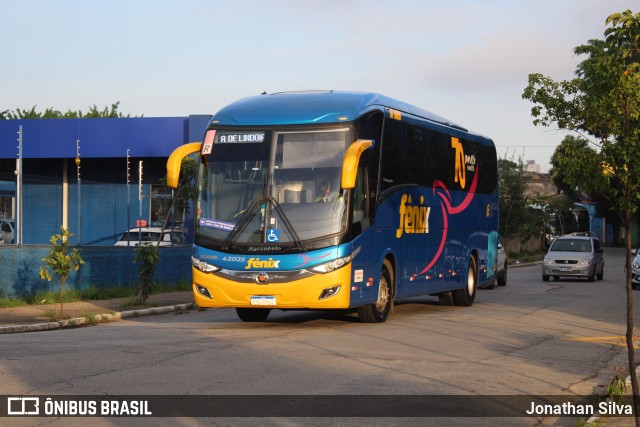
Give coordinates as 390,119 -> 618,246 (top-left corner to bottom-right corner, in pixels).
0,302 -> 194,335
586,367 -> 639,424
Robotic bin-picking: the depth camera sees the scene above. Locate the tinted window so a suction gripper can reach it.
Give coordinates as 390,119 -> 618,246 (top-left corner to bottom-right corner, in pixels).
380,119 -> 408,192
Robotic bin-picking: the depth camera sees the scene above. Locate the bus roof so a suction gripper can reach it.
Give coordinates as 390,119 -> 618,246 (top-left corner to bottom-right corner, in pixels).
209,90 -> 469,132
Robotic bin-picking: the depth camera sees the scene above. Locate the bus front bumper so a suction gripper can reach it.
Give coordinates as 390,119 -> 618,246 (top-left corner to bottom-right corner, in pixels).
192,265 -> 352,309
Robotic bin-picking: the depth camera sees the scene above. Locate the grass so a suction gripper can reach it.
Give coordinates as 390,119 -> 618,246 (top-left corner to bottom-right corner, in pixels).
0,280 -> 191,308
508,249 -> 545,264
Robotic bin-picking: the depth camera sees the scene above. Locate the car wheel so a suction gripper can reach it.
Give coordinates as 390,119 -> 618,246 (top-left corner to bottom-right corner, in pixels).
588,271 -> 596,282
597,267 -> 603,281
236,308 -> 271,322
358,259 -> 393,323
453,257 -> 476,306
543,275 -> 549,282
497,264 -> 507,286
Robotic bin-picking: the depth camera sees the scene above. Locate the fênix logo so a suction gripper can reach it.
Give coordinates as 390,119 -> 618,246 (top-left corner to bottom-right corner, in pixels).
245,257 -> 280,270
451,137 -> 476,190
396,194 -> 431,239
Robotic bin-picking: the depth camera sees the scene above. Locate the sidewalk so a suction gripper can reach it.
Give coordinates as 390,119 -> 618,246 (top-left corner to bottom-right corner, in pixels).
0,291 -> 194,334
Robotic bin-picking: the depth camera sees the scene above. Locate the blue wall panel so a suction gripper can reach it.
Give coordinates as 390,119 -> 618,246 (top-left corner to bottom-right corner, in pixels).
0,246 -> 192,298
0,117 -> 189,159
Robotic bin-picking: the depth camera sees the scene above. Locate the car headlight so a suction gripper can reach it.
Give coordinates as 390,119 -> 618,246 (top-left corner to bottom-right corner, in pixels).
577,259 -> 591,265
633,262 -> 640,269
310,255 -> 353,274
543,258 -> 554,265
192,256 -> 221,273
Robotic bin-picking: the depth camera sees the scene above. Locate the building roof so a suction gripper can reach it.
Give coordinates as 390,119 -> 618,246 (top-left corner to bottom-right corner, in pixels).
0,117 -> 195,159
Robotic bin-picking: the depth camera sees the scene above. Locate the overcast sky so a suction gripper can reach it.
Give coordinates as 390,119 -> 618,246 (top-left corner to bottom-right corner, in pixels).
0,0 -> 636,171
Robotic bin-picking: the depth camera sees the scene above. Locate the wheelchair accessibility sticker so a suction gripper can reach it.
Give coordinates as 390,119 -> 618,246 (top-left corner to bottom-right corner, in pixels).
267,229 -> 281,242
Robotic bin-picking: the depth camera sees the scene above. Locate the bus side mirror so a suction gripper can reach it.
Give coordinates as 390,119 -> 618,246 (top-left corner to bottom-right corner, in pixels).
341,139 -> 373,189
166,142 -> 202,188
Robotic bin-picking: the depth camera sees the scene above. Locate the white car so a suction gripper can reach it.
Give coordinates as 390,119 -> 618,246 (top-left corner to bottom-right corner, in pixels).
0,219 -> 14,244
484,239 -> 507,289
542,235 -> 604,282
632,249 -> 640,290
496,239 -> 507,286
114,227 -> 186,247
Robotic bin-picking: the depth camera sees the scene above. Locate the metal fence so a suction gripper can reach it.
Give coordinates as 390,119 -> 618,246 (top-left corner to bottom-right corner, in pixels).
0,170 -> 189,246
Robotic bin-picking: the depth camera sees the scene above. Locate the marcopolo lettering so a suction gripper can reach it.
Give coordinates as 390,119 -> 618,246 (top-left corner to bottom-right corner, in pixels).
396,194 -> 431,239
245,258 -> 281,269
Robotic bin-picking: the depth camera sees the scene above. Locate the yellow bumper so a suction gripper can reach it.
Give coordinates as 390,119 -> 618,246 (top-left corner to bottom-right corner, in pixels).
192,265 -> 352,309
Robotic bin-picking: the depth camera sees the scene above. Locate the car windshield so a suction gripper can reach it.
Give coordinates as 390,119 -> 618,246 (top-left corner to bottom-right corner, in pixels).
195,127 -> 350,248
550,239 -> 592,252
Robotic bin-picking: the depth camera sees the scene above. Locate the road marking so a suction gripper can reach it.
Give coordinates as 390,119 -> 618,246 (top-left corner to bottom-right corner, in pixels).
565,336 -> 640,348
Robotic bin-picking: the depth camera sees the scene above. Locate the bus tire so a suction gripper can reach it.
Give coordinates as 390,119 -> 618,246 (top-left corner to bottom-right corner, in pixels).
453,256 -> 476,307
438,292 -> 454,306
497,263 -> 507,286
358,259 -> 393,323
236,308 -> 271,322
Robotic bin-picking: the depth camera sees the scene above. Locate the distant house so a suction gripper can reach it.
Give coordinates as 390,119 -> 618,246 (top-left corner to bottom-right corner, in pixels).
524,171 -> 557,198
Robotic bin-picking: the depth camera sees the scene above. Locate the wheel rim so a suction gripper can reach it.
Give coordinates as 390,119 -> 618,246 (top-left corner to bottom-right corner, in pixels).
467,263 -> 475,294
376,274 -> 390,313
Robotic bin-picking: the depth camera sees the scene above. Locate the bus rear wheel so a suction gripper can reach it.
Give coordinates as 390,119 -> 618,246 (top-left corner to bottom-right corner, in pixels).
236,308 -> 271,322
453,257 -> 476,307
358,259 -> 393,323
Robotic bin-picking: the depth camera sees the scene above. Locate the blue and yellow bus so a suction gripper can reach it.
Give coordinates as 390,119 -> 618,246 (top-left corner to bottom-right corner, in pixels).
167,91 -> 499,323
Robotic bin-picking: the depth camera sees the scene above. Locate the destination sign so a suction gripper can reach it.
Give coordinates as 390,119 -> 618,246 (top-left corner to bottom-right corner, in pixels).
217,132 -> 265,144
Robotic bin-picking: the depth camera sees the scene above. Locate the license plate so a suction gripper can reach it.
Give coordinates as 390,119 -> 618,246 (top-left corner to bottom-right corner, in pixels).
559,267 -> 572,272
251,296 -> 276,306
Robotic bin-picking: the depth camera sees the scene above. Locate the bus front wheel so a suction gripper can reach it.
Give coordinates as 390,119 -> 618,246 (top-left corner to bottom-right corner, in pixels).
453,257 -> 476,307
236,308 -> 271,322
358,259 -> 394,323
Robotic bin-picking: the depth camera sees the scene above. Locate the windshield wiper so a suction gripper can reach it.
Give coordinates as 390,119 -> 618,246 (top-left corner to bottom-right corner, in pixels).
268,197 -> 307,252
221,196 -> 262,251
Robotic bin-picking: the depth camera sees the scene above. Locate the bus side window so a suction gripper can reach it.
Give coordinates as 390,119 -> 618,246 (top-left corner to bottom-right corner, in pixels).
380,119 -> 408,192
351,164 -> 369,235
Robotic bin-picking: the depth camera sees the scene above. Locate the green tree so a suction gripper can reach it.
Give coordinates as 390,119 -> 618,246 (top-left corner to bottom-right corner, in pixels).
0,102 -> 136,119
498,156 -> 528,255
133,243 -> 159,304
38,227 -> 84,318
523,9 -> 640,422
159,156 -> 197,229
550,135 -> 623,243
173,157 -> 197,220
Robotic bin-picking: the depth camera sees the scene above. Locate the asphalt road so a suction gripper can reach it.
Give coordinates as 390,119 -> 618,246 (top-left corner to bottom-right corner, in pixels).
1,246 -> 637,426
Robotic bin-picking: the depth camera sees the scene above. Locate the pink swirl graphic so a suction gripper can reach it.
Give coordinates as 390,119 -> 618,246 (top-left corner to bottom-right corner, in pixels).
418,166 -> 479,275
294,251 -> 332,268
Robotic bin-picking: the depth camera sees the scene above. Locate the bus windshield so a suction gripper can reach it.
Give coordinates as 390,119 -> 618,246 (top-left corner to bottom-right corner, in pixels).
195,127 -> 350,248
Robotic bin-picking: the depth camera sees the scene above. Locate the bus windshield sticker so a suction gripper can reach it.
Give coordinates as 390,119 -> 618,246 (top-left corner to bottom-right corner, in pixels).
217,132 -> 265,144
266,229 -> 280,243
198,218 -> 235,232
202,130 -> 215,155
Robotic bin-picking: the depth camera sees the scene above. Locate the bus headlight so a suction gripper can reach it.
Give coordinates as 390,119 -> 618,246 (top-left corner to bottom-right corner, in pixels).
310,255 -> 352,274
192,256 -> 221,273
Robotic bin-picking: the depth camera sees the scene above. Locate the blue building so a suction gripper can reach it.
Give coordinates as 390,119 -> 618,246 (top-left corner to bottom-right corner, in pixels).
0,115 -> 210,245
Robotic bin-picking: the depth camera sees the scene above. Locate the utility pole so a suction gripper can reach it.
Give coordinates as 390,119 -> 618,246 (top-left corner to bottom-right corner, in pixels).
76,139 -> 81,245
127,149 -> 131,247
138,160 -> 143,243
15,125 -> 22,246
